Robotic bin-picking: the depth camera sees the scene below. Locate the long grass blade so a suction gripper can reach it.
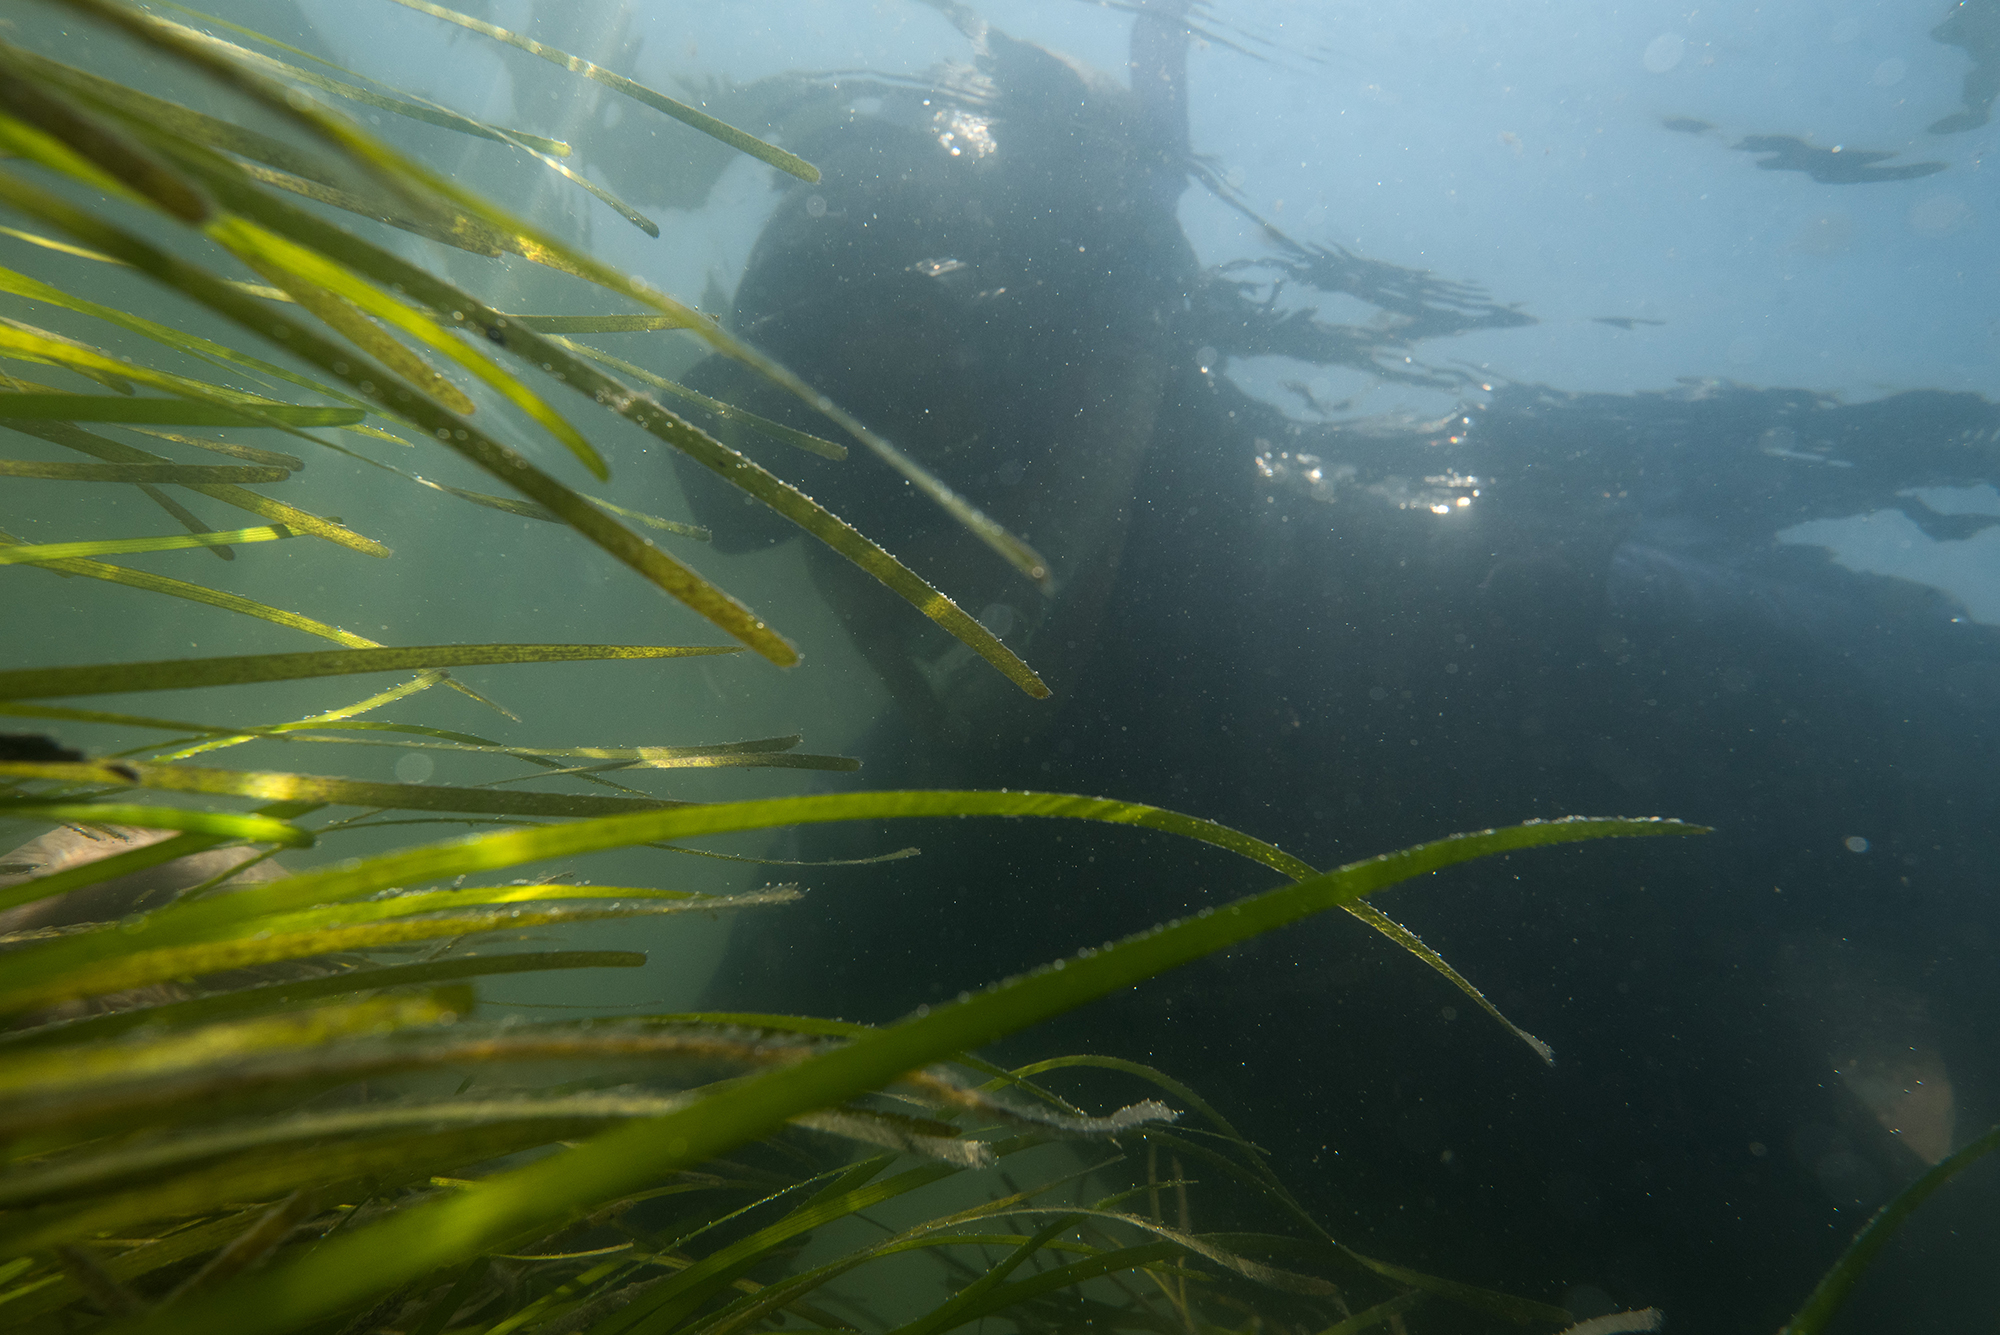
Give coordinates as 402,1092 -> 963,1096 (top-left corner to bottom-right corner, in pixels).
19,759 -> 1550,1059
0,1002 -> 850,1147
148,0 -> 570,155
675,1219 -> 1113,1335
3,1094 -> 768,1212
20,57 -> 1025,682
0,535 -> 385,650
210,733 -> 854,772
0,801 -> 316,915
557,339 -> 847,462
1314,1292 -> 1426,1335
0,950 -> 648,1051
0,803 -> 311,846
923,1236 -> 1191,1335
0,995 -> 461,1100
92,813 -> 1697,1335
37,0 -> 447,219
0,392 -> 362,427
158,1188 -> 321,1307
986,1205 -> 1337,1294
0,1209 -> 263,1325
891,1214 -> 1086,1335
0,644 -> 737,700
0,707 -> 716,804
507,316 -> 684,333
10,47 -> 521,261
0,1124 -> 565,1258
150,162 -> 1029,684
289,426 -> 674,536
0,460 -> 289,483
40,9 -> 1046,598
598,1160 -> 966,1335
150,12 -> 572,164
0,175 -> 800,665
1334,1249 -> 1569,1324
0,256 -> 381,406
0,892 -> 791,1022
30,794 -> 1696,998
580,495 -> 709,541
150,671 -> 467,761
617,1150 -> 1132,1335
214,233 -> 481,418
213,879 -> 720,935
127,430 -> 303,470
210,215 -> 601,473
147,16 -> 660,238
1003,1055 -> 1339,1251
0,757 -> 688,819
379,0 -> 818,182
8,417 -> 387,556
134,484 -> 239,560
0,324 -> 362,436
1779,1121 -> 2000,1335
0,56 -> 209,221
0,525 -> 295,564
0,220 -> 120,262
0,705 -> 830,771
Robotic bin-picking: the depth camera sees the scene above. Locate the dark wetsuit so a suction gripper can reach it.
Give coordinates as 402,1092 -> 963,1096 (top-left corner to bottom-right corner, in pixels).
680,13 -> 2000,1332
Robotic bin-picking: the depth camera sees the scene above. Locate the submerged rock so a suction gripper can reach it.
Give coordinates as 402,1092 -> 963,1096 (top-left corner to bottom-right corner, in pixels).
0,823 -> 289,1020
0,822 -> 286,934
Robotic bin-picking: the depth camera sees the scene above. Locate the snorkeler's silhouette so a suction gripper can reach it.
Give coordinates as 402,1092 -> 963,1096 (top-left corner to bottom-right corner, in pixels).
1733,134 -> 1946,183
670,2 -> 1523,757
673,8 -> 2000,1332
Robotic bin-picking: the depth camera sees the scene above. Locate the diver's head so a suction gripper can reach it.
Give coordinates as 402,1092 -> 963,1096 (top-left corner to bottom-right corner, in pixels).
674,32 -> 1200,740
726,35 -> 1193,496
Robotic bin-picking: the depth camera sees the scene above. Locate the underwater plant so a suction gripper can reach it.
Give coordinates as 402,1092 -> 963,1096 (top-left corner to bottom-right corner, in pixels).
0,3 -> 1929,1334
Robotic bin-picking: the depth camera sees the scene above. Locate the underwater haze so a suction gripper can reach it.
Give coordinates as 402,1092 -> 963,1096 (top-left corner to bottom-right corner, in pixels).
12,0 -> 2000,1331
438,4 -> 1996,1331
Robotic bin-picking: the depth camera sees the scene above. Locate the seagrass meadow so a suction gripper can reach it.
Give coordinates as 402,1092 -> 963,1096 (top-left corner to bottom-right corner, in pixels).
0,3 -> 1965,1333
